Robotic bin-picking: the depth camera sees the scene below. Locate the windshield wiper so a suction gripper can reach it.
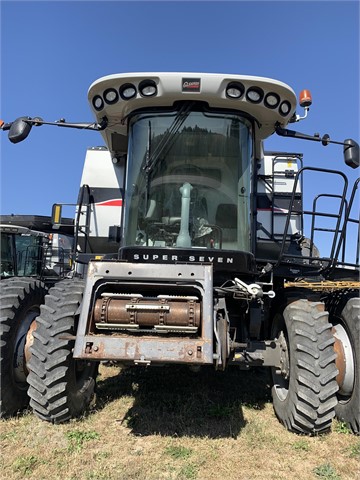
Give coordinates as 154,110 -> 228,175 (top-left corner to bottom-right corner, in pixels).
143,101 -> 195,175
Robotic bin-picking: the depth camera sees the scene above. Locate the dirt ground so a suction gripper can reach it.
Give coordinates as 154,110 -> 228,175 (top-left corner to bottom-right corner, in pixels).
1,364 -> 359,480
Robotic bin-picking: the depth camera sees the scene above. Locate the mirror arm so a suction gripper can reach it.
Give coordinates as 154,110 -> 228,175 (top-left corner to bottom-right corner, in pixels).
275,124 -> 347,147
1,116 -> 108,132
25,117 -> 108,131
276,124 -> 359,169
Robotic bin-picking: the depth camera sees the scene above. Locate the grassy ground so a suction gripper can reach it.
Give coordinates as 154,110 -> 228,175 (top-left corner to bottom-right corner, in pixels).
1,364 -> 359,480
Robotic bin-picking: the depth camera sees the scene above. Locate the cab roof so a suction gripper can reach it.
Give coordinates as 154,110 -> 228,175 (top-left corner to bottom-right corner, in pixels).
88,72 -> 297,155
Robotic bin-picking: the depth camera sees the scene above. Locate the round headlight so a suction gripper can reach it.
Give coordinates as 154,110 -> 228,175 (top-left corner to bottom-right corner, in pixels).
104,88 -> 119,105
279,100 -> 292,116
264,92 -> 280,109
120,83 -> 137,100
139,80 -> 157,97
246,87 -> 264,104
92,95 -> 104,111
226,82 -> 245,99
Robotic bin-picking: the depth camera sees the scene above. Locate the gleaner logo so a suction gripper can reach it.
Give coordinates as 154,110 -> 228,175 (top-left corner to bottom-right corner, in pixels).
182,78 -> 201,92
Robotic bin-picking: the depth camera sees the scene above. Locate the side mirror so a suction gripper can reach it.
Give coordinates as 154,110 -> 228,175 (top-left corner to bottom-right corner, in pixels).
8,117 -> 33,143
344,139 -> 359,169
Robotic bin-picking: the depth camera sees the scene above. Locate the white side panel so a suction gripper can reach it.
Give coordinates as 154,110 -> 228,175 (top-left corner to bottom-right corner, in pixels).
257,215 -> 300,239
77,147 -> 124,252
87,204 -> 122,239
79,147 -> 123,188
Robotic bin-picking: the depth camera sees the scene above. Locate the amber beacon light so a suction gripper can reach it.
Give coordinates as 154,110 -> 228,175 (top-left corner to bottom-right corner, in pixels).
299,89 -> 312,108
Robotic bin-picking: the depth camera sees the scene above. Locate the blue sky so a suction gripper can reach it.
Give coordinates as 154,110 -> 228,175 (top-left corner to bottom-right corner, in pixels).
1,0 -> 359,259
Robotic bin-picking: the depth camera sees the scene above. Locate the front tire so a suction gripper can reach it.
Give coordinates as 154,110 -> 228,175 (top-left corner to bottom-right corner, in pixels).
324,290 -> 359,434
0,278 -> 46,417
271,298 -> 338,434
27,278 -> 98,423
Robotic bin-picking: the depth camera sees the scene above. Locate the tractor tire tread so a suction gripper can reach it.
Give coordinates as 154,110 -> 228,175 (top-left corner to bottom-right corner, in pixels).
27,278 -> 97,424
324,289 -> 359,434
272,298 -> 338,434
0,277 -> 46,417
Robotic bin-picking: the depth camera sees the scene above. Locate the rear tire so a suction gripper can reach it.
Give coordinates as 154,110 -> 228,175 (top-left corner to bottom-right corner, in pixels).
271,298 -> 338,434
324,290 -> 359,434
27,278 -> 98,423
0,278 -> 46,417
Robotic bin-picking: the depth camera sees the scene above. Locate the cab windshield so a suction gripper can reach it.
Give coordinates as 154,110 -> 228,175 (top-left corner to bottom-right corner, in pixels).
0,233 -> 42,277
123,105 -> 253,251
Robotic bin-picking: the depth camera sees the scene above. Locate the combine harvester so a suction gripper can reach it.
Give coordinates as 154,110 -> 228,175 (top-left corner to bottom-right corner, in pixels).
1,72 -> 359,434
0,215 -> 73,416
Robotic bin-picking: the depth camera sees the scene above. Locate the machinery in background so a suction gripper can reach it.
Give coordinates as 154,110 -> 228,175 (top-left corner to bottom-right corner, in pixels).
0,215 -> 73,416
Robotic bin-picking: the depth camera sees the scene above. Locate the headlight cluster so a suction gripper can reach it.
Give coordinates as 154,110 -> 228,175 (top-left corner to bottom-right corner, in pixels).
225,82 -> 292,117
92,79 -> 158,111
92,77 -> 293,118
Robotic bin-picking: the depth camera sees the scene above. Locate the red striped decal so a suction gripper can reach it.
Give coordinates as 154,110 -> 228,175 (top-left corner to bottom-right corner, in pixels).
96,199 -> 123,207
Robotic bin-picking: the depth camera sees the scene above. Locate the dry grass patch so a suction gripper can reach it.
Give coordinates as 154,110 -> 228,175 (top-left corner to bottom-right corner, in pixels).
1,364 -> 359,480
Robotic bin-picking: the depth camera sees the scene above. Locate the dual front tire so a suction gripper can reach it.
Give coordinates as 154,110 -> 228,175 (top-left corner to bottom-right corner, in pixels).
324,290 -> 359,434
271,292 -> 359,435
0,277 -> 98,423
271,298 -> 338,434
27,278 -> 98,423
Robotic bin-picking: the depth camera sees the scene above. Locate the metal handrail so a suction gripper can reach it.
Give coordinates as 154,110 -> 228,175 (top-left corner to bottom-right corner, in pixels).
332,177 -> 360,268
74,184 -> 92,256
310,194 -> 348,262
276,166 -> 348,274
